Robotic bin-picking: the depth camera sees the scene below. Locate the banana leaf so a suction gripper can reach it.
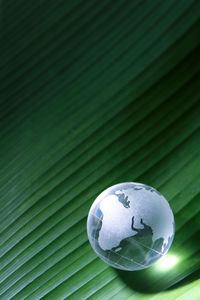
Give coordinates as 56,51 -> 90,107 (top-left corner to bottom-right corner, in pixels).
0,0 -> 200,299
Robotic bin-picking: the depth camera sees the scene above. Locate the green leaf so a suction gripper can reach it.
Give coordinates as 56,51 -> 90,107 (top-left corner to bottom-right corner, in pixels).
0,0 -> 199,299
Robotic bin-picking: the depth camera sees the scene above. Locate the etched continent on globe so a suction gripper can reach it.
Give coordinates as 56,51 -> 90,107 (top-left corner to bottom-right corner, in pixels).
87,182 -> 175,271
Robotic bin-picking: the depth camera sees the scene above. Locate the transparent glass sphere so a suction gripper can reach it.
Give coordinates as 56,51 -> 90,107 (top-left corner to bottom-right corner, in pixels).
87,182 -> 175,271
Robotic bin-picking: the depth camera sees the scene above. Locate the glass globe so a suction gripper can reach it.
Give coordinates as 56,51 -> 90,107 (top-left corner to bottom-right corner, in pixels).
87,182 -> 175,271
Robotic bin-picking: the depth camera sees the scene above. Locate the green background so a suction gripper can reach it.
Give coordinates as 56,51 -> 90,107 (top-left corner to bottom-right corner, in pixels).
0,0 -> 200,299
